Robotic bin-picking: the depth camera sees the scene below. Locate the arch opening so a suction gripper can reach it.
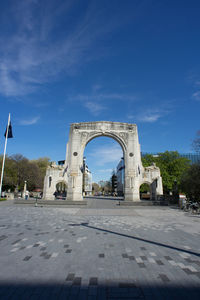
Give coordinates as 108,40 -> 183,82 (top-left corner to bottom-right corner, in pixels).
83,136 -> 124,199
140,183 -> 151,200
54,181 -> 68,199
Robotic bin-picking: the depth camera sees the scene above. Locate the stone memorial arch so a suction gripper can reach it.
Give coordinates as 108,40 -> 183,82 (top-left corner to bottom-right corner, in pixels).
43,121 -> 163,201
64,121 -> 163,202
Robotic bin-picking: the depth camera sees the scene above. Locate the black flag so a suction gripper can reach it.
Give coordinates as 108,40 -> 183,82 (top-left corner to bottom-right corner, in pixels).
4,122 -> 13,138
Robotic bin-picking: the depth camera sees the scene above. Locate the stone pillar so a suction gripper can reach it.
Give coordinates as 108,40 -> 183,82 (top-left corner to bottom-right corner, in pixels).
43,171 -> 55,200
156,176 -> 163,196
123,126 -> 142,202
66,125 -> 83,201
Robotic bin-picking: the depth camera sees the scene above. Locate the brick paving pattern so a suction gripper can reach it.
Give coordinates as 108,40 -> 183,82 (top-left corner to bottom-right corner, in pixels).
0,198 -> 199,299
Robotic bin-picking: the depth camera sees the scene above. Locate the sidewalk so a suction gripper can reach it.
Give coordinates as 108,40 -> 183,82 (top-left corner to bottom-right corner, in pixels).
0,198 -> 199,299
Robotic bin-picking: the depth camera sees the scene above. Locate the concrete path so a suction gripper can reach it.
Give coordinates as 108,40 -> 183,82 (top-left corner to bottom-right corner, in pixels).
0,198 -> 199,299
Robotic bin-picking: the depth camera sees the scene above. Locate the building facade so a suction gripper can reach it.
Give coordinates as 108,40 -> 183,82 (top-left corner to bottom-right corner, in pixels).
82,157 -> 92,196
116,158 -> 125,196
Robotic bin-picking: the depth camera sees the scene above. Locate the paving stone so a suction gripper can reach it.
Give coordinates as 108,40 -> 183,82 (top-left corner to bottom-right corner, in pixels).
65,249 -> 72,253
66,273 -> 75,281
98,253 -> 105,258
122,253 -> 128,258
129,255 -> 135,260
73,277 -> 82,286
89,277 -> 98,286
158,274 -> 170,283
156,260 -> 164,265
23,256 -> 32,261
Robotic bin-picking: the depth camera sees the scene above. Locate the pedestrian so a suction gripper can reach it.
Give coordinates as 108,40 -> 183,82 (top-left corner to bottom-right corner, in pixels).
25,190 -> 29,200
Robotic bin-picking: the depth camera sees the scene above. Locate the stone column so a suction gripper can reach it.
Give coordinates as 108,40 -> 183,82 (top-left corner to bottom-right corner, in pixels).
123,126 -> 141,202
156,176 -> 163,196
66,125 -> 83,201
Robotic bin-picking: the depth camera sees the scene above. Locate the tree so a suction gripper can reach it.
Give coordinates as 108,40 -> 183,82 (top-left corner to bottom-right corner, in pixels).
11,154 -> 42,191
156,151 -> 190,193
180,163 -> 200,202
31,157 -> 50,179
111,172 -> 118,193
0,155 -> 18,191
140,183 -> 150,193
192,130 -> 200,153
31,157 -> 50,189
142,154 -> 155,167
104,181 -> 112,193
92,183 -> 100,194
0,154 -> 50,192
142,151 -> 190,194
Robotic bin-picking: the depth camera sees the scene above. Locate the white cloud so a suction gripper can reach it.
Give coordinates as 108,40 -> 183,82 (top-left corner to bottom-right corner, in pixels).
89,145 -> 123,166
19,116 -> 40,125
84,101 -> 106,116
128,107 -> 169,123
98,168 -> 113,173
141,113 -> 161,123
192,91 -> 200,101
70,92 -> 137,115
0,1 -> 122,97
74,93 -> 136,102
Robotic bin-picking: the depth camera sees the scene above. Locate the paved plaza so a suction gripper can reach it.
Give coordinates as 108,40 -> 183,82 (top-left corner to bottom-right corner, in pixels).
0,198 -> 200,299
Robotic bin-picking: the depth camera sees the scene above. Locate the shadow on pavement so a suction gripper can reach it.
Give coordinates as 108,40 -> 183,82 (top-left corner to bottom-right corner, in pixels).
0,282 -> 199,299
68,222 -> 200,258
85,196 -> 124,201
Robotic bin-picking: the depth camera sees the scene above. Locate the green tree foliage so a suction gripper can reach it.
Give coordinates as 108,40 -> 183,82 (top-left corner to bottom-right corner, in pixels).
31,157 -> 50,179
0,156 -> 18,191
142,151 -> 190,194
142,154 -> 156,167
181,163 -> 200,202
0,154 -> 50,192
140,183 -> 150,193
156,151 -> 190,193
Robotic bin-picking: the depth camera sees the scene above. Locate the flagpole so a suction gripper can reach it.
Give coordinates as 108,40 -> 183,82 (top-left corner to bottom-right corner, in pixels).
0,113 -> 10,197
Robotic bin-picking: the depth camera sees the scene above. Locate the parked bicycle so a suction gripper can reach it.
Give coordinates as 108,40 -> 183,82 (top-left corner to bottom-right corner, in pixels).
182,201 -> 200,213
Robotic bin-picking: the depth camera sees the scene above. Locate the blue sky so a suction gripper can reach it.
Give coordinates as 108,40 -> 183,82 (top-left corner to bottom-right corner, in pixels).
0,0 -> 200,183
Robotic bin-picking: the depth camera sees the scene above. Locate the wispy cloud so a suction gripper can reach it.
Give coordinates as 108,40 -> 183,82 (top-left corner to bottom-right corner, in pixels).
89,145 -> 123,166
92,84 -> 102,92
0,1 -> 130,98
74,93 -> 136,102
192,91 -> 200,101
128,107 -> 169,123
187,72 -> 200,101
139,111 -> 162,123
98,168 -> 113,173
70,92 -> 137,115
19,116 -> 40,126
84,101 -> 106,116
